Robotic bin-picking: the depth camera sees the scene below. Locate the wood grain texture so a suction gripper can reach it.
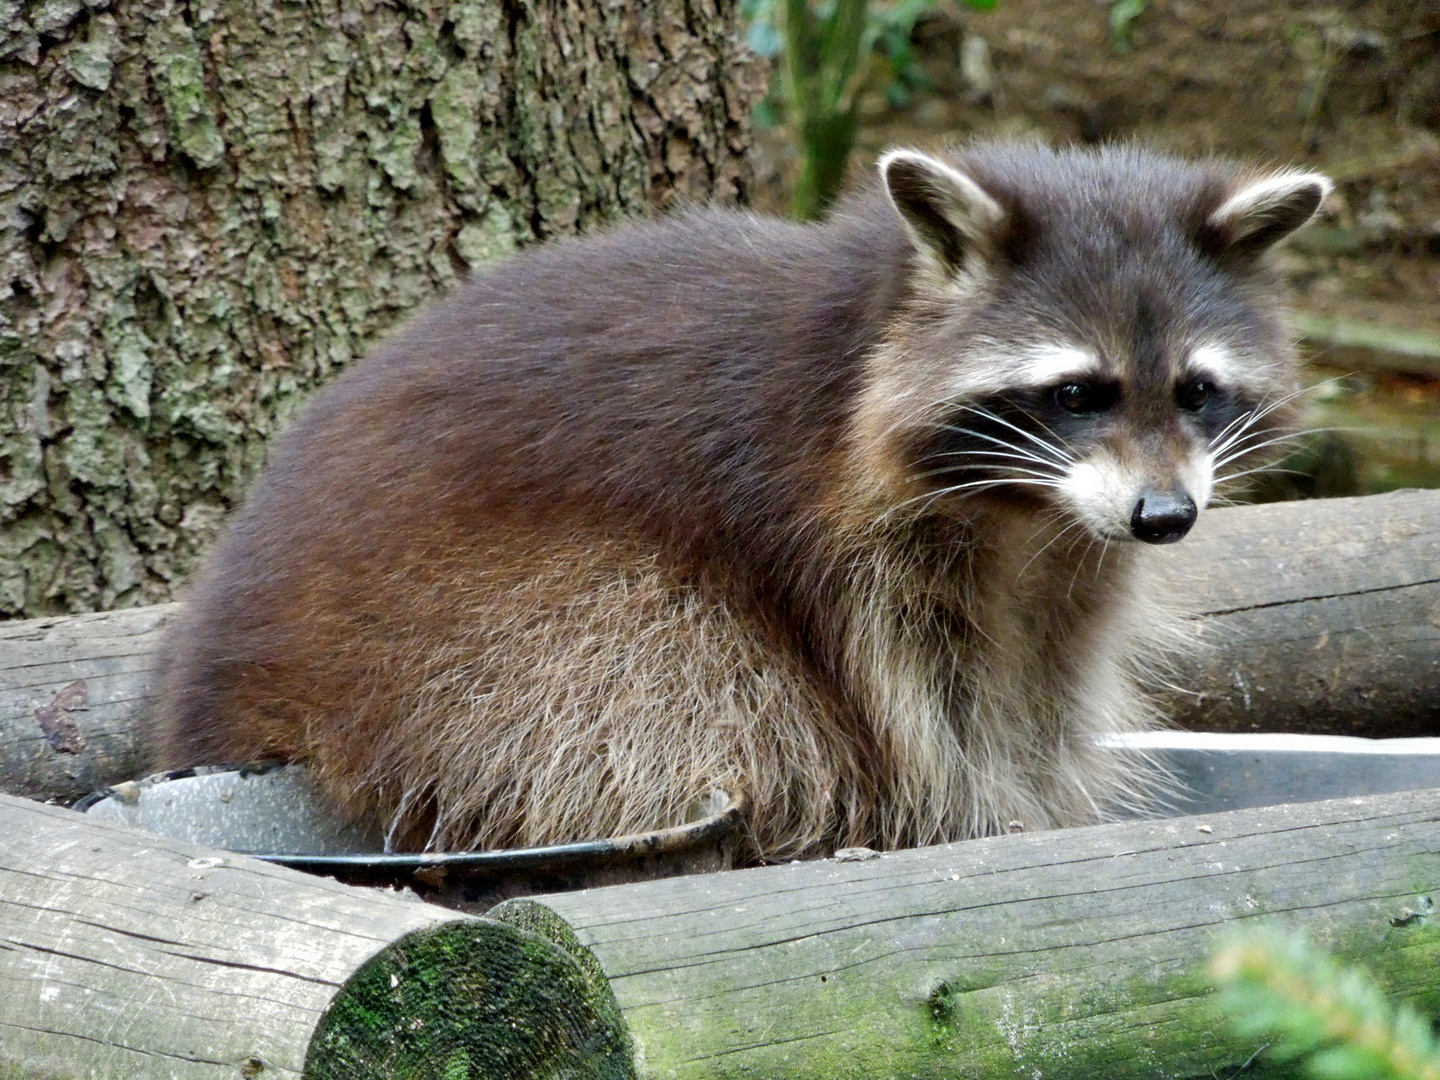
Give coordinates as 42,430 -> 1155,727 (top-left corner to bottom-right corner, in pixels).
0,791 -> 632,1080
0,602 -> 179,801
1153,488 -> 1440,736
538,787 -> 1440,1080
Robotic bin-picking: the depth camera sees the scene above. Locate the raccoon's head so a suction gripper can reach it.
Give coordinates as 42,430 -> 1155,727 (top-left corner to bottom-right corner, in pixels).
861,143 -> 1331,545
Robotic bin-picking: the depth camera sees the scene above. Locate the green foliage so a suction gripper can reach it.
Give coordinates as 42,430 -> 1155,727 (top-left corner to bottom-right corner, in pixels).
1109,0 -> 1146,52
1212,931 -> 1440,1080
744,0 -> 994,219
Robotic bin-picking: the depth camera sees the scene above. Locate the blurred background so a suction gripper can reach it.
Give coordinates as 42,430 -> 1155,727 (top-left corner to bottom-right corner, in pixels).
742,0 -> 1440,501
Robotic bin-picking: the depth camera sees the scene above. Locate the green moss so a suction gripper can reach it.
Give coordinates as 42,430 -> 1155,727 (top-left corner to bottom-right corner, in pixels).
146,17 -> 224,169
455,203 -> 516,267
431,65 -> 483,206
486,897 -> 621,1012
62,13 -> 115,90
613,884 -> 1439,1079
304,918 -> 636,1080
0,1053 -> 78,1080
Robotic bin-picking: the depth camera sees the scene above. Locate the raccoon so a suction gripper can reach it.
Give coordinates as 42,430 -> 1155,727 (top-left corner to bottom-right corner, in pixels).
152,142 -> 1330,860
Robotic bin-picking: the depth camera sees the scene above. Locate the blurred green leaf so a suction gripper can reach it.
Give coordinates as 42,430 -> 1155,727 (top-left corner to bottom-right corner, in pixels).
747,19 -> 784,57
742,0 -> 999,217
1212,931 -> 1440,1080
1110,0 -> 1146,51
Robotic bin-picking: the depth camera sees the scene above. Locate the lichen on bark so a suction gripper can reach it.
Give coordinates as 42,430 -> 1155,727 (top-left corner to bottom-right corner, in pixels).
0,0 -> 763,616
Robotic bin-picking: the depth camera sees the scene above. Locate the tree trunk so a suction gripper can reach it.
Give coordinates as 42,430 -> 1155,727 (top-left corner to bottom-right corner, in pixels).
0,0 -> 764,618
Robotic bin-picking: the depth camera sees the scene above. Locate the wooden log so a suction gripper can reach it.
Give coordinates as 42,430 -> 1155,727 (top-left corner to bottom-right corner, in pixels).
0,490 -> 1437,808
0,791 -> 632,1080
513,786 -> 1440,1080
3,787 -> 1437,1077
1151,489 -> 1440,737
0,603 -> 179,802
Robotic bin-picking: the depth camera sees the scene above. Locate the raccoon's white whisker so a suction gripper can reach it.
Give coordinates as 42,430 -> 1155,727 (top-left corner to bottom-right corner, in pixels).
1207,386 -> 1312,457
926,424 -> 1070,470
957,403 -> 1080,465
924,446 -> 1065,470
1017,518 -> 1090,580
940,477 -> 1065,493
1208,407 -> 1256,447
1210,425 -> 1302,464
1215,421 -> 1347,464
1208,386 -> 1306,442
947,404 -> 1077,465
1020,506 -> 1076,548
1062,526 -> 1095,561
1093,536 -> 1113,583
1208,422 -> 1257,461
919,456 -> 1064,480
1211,430 -> 1317,470
1208,408 -> 1279,459
878,475 -> 1067,526
1208,415 -> 1306,468
906,479 -> 1067,514
910,464 -> 1062,484
1214,463 -> 1306,485
1065,534 -> 1109,600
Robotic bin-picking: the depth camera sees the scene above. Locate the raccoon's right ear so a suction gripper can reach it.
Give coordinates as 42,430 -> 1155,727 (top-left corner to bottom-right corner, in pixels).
1202,170 -> 1334,258
880,149 -> 1006,277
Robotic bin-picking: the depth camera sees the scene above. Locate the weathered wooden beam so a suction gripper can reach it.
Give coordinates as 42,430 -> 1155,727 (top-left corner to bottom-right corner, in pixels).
0,491 -> 1437,808
514,786 -> 1440,1080
0,792 -> 632,1080
0,603 -> 179,802
1151,488 -> 1440,736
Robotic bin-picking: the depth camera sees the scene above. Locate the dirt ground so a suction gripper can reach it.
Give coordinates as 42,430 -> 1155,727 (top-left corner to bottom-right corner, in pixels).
752,0 -> 1440,494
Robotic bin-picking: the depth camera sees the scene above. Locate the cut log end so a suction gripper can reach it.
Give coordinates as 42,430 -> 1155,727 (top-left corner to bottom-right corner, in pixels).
304,916 -> 634,1080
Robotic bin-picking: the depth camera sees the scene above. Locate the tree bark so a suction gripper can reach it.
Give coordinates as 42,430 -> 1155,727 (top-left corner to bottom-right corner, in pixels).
0,0 -> 764,618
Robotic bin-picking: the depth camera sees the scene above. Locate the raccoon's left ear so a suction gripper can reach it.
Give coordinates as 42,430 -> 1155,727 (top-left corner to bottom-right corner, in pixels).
1204,170 -> 1334,257
880,149 -> 1006,277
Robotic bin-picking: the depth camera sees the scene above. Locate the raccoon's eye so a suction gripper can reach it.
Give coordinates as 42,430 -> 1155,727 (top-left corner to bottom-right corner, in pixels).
1053,381 -> 1116,414
1178,378 -> 1214,411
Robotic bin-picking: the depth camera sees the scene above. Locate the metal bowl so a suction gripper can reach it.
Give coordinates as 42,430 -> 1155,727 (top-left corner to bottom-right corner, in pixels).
80,732 -> 1440,909
80,763 -> 745,911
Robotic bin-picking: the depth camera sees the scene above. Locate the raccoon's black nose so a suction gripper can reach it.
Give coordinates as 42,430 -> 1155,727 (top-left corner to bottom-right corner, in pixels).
1130,488 -> 1197,544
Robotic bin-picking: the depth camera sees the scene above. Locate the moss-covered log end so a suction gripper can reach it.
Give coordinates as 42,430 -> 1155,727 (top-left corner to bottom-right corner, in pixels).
303,917 -> 635,1080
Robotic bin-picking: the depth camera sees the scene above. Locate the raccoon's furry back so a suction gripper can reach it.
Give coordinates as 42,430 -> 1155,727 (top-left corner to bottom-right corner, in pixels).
152,143 -> 1324,859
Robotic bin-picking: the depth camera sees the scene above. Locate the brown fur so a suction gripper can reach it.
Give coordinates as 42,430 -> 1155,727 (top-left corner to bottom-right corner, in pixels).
152,143 -> 1323,859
